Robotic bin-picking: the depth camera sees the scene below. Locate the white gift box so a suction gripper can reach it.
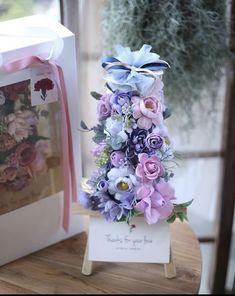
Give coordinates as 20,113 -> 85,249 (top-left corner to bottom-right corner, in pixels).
0,15 -> 85,266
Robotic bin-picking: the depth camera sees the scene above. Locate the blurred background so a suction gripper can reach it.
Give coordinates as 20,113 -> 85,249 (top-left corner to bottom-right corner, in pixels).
0,0 -> 234,294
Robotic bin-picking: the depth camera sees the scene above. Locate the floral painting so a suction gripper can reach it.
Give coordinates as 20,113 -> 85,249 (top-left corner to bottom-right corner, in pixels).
0,79 -> 62,215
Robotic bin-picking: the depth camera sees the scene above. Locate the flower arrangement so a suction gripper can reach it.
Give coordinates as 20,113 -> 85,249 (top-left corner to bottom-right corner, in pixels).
0,79 -> 52,192
80,44 -> 192,225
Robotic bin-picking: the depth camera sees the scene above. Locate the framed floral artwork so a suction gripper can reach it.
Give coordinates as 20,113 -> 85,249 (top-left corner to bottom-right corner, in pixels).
0,70 -> 63,215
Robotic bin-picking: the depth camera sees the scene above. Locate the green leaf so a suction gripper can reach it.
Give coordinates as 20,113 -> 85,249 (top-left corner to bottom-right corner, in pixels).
92,133 -> 106,144
118,215 -> 127,222
131,209 -> 142,218
176,211 -> 188,222
80,120 -> 90,130
90,91 -> 102,100
173,199 -> 193,209
166,213 -> 176,224
26,135 -> 50,144
163,107 -> 171,119
92,122 -> 105,133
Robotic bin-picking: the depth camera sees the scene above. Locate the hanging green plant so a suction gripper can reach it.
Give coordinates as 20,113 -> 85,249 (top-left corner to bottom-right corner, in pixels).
101,0 -> 230,126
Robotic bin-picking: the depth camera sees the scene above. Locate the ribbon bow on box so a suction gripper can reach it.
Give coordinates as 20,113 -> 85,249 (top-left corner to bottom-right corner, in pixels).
102,44 -> 170,95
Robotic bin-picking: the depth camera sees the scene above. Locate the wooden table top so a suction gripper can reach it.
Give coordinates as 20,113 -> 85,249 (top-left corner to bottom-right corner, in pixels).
0,220 -> 202,294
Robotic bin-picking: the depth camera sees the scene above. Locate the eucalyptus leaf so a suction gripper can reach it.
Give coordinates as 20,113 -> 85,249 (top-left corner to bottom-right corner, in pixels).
80,120 -> 90,130
92,133 -> 106,144
173,199 -> 193,209
90,91 -> 102,100
163,108 -> 171,120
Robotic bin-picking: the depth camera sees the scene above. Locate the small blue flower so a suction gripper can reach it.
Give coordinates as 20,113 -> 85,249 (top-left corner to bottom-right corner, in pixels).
97,179 -> 108,192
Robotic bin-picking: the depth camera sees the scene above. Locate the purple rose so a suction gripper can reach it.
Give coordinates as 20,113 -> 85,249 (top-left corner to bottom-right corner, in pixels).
111,151 -> 126,167
136,153 -> 165,180
135,181 -> 174,224
97,94 -> 112,120
110,90 -> 131,113
145,133 -> 163,150
97,179 -> 108,191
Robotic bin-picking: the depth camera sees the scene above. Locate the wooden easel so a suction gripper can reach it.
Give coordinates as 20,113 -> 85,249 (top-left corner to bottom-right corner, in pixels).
72,202 -> 176,279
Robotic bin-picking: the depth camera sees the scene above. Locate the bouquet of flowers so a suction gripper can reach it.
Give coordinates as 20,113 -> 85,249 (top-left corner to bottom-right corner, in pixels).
80,44 -> 192,225
0,79 -> 55,193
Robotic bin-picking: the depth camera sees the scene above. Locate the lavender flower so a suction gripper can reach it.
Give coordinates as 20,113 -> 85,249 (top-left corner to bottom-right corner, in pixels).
110,151 -> 126,167
120,192 -> 135,210
145,132 -> 163,150
98,193 -> 127,221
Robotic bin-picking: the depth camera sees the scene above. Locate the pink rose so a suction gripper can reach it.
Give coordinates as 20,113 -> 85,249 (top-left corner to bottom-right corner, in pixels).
136,153 -> 165,180
97,94 -> 112,120
15,143 -> 36,167
135,180 -> 175,224
7,110 -> 37,142
132,96 -> 163,129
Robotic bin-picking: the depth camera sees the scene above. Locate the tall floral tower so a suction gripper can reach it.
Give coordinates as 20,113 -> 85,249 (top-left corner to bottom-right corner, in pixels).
80,44 -> 191,225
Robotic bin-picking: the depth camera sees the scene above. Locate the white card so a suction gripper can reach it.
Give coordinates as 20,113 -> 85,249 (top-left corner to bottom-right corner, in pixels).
31,64 -> 59,106
89,217 -> 170,263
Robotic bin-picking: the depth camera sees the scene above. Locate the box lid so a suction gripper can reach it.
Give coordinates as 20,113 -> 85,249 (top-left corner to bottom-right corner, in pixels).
0,15 -> 73,54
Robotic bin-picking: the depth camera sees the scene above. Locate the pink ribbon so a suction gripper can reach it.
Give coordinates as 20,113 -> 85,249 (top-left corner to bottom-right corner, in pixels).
4,56 -> 77,232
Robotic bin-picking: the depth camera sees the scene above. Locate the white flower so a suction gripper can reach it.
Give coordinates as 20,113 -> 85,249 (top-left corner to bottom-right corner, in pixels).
107,166 -> 137,200
107,166 -> 133,181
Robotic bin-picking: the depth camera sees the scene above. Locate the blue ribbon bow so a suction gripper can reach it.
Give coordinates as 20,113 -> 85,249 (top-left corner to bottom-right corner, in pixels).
101,44 -> 170,95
